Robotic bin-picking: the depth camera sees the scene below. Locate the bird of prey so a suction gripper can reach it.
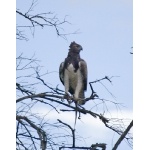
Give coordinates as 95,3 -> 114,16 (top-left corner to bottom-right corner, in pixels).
59,41 -> 88,105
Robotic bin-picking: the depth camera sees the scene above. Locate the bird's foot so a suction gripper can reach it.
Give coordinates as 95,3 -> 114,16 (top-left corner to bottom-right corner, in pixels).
63,93 -> 73,104
74,98 -> 85,105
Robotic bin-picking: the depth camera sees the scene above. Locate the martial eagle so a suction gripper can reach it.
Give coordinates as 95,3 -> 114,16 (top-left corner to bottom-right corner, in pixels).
59,41 -> 88,104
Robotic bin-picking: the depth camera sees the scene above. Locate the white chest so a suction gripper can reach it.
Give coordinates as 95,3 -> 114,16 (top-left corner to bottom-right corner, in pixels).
64,63 -> 82,85
64,63 -> 83,98
67,64 -> 77,77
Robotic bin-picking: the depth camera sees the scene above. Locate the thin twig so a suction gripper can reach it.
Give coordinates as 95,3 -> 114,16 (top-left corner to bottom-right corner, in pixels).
57,119 -> 75,147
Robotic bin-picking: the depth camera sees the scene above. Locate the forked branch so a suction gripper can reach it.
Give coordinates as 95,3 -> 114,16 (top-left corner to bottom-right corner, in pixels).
16,115 -> 47,150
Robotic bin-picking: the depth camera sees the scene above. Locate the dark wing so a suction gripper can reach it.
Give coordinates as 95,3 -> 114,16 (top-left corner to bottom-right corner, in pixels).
80,60 -> 88,91
59,62 -> 64,85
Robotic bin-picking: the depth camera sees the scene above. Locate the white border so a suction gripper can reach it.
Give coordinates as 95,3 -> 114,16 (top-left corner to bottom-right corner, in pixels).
134,0 -> 150,149
0,0 -> 16,149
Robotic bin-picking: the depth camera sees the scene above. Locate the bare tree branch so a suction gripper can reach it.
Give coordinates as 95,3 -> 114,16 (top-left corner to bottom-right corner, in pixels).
16,115 -> 47,150
16,1 -> 80,41
57,119 -> 75,148
112,120 -> 133,150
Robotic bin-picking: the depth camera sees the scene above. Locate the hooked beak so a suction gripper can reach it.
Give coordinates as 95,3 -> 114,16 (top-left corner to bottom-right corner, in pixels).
80,46 -> 83,51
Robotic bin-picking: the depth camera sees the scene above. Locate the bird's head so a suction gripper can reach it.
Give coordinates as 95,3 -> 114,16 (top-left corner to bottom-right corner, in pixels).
69,41 -> 83,54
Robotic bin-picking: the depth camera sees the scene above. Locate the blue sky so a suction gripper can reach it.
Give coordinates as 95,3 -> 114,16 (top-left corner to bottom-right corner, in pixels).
16,0 -> 133,149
